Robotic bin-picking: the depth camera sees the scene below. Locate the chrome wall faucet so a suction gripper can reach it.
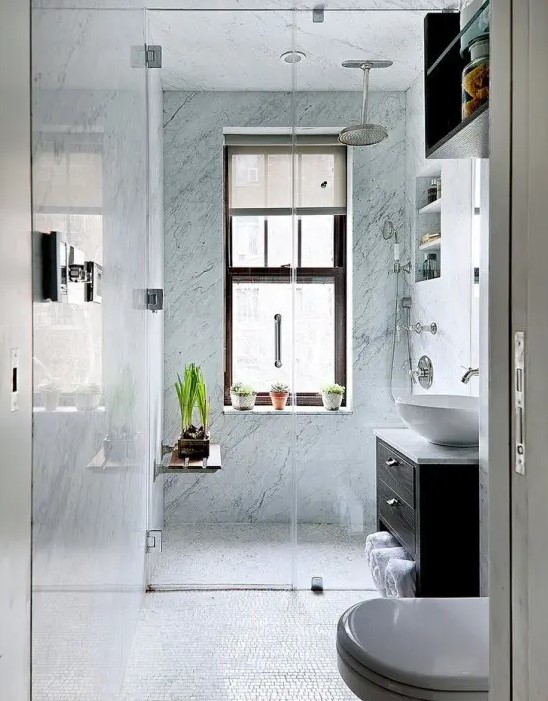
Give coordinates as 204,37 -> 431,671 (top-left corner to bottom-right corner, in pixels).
461,367 -> 479,384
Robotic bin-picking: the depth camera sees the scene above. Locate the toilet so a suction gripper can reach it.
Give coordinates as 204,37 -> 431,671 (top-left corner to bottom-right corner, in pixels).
337,597 -> 488,701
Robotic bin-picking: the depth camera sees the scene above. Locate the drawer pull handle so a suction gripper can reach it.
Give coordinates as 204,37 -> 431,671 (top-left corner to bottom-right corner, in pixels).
385,458 -> 399,467
386,498 -> 400,507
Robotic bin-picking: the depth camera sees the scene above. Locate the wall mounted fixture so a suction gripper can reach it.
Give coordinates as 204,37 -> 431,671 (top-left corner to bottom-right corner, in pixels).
312,5 -> 324,23
399,321 -> 438,335
39,230 -> 102,305
410,355 -> 434,389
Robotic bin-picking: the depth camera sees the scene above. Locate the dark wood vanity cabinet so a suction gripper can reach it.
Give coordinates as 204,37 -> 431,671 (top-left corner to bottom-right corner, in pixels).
376,438 -> 480,597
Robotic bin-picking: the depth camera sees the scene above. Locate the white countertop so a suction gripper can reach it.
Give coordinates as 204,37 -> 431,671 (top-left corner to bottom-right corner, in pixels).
374,428 -> 479,465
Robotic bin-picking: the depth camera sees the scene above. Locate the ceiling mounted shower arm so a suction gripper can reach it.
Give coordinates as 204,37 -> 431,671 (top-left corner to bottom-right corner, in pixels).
360,65 -> 370,125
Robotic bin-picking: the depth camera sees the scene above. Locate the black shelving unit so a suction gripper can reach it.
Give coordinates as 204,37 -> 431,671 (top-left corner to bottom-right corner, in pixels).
424,4 -> 490,160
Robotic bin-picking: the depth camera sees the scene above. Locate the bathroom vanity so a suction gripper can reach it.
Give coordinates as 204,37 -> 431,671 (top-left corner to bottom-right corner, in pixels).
374,429 -> 479,597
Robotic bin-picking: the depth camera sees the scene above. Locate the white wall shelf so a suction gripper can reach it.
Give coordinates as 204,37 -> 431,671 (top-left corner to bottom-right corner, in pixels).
418,237 -> 441,251
419,198 -> 442,215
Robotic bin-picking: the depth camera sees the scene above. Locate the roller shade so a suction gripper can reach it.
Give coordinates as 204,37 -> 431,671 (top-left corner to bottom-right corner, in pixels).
227,140 -> 347,214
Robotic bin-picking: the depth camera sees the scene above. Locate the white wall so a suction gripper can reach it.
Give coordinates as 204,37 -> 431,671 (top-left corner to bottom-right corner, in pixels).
163,89 -> 410,527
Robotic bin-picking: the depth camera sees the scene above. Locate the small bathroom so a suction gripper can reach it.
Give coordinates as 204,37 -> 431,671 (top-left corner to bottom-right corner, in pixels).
26,1 -> 493,700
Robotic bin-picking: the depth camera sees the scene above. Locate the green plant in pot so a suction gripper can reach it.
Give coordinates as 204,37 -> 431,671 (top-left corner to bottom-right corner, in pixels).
269,382 -> 290,410
320,383 -> 345,411
175,364 -> 211,459
230,382 -> 256,411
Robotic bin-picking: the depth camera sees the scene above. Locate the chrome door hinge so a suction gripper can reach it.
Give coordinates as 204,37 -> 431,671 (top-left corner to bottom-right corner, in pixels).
146,288 -> 164,312
514,331 -> 526,475
146,45 -> 162,68
146,530 -> 163,553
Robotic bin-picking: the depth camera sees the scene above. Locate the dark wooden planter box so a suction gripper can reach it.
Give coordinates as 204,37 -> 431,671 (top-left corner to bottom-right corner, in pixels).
177,436 -> 210,460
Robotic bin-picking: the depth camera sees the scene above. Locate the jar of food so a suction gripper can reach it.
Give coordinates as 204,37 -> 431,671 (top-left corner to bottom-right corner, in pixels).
427,179 -> 438,204
423,253 -> 439,281
462,35 -> 489,120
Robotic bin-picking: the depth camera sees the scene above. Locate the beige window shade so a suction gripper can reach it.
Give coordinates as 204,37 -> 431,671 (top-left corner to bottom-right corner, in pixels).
228,142 -> 347,214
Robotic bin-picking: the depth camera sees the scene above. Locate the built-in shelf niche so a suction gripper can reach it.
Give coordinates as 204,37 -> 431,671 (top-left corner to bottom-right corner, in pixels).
415,170 -> 442,283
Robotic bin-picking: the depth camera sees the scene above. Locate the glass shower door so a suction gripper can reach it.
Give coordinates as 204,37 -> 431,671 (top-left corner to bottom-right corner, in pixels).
146,8 -> 298,588
290,8 -> 421,590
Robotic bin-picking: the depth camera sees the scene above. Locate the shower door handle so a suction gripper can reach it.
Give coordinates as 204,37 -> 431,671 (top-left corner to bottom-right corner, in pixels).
274,314 -> 282,368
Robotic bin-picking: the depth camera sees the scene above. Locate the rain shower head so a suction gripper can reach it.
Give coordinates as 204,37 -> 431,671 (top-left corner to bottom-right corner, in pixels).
338,59 -> 393,146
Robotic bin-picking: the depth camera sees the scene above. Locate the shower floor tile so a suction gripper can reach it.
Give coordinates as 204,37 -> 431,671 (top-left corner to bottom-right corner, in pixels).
150,523 -> 376,590
120,590 -> 379,701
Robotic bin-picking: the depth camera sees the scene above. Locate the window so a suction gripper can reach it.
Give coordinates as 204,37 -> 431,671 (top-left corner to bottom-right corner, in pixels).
224,137 -> 348,407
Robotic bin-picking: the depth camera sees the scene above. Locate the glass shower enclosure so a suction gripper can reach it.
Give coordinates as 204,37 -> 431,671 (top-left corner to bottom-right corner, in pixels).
147,7 -> 422,591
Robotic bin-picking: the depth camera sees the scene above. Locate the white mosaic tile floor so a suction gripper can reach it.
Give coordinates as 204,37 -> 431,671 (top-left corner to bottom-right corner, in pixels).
150,523 -> 376,590
120,590 -> 379,701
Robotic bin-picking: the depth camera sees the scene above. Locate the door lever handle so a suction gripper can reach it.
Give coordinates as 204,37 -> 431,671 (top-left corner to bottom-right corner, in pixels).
274,314 -> 282,368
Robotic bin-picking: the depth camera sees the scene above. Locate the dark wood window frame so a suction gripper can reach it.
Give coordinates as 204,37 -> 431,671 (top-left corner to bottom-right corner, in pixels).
223,148 -> 347,407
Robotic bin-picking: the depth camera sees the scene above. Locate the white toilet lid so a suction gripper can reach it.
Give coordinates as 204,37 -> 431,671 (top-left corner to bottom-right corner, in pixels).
337,598 -> 488,693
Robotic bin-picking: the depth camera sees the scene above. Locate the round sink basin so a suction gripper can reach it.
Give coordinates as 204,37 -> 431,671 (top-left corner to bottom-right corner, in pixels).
395,395 -> 479,447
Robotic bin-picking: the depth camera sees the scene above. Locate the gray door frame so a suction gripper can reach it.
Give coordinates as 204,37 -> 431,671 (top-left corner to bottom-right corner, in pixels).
509,0 -> 548,698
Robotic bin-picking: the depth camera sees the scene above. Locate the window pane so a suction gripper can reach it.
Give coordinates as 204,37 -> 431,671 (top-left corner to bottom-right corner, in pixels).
294,282 -> 335,392
232,217 -> 265,267
231,279 -> 335,396
232,282 -> 293,390
300,216 -> 334,267
267,216 -> 293,267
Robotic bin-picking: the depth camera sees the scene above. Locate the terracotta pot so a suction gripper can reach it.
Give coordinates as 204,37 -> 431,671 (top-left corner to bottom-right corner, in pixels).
269,391 -> 289,410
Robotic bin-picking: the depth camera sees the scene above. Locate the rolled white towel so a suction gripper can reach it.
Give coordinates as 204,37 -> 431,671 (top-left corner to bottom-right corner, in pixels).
370,546 -> 410,597
365,531 -> 400,567
385,558 -> 416,598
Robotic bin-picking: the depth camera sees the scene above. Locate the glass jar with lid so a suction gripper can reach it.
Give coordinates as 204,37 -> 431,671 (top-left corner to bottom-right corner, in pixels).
462,35 -> 489,120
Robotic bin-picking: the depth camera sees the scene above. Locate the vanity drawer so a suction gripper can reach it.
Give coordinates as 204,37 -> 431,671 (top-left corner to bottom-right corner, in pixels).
378,479 -> 416,556
377,441 -> 415,507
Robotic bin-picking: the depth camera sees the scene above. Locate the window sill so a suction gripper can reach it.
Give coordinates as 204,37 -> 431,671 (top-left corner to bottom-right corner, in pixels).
223,405 -> 352,416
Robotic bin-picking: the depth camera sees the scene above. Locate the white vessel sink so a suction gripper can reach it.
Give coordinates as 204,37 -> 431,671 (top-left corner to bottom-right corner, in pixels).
395,395 -> 479,447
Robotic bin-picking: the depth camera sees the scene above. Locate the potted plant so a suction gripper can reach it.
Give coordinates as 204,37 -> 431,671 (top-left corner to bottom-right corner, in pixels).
269,382 -> 290,410
38,379 -> 61,411
75,382 -> 102,411
230,382 -> 256,411
320,383 -> 345,411
176,363 -> 211,459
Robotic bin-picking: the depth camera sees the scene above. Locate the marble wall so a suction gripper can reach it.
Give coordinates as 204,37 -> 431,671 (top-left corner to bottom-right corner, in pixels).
163,89 -> 410,529
31,8 -> 151,699
404,74 -> 479,396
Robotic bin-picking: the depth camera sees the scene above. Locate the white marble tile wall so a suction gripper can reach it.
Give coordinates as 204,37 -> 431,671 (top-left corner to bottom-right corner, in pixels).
404,75 -> 478,396
163,90 -> 410,529
31,8 -> 150,700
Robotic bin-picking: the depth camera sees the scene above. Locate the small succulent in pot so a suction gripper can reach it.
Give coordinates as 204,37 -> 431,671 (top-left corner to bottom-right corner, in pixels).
38,378 -> 61,411
230,382 -> 256,411
269,382 -> 290,410
320,383 -> 345,411
175,364 -> 211,459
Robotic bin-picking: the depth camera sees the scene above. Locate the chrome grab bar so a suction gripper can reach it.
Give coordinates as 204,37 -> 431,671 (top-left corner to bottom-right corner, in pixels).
274,314 -> 282,368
